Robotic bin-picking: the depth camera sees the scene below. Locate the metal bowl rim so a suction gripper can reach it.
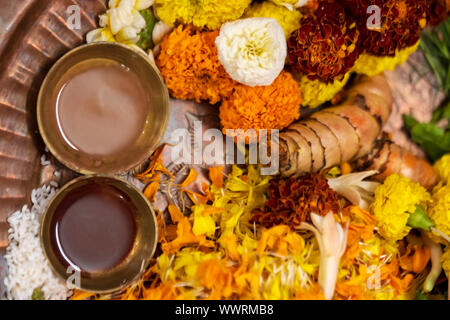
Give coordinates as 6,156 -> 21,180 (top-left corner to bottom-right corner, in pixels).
39,174 -> 159,293
36,41 -> 170,176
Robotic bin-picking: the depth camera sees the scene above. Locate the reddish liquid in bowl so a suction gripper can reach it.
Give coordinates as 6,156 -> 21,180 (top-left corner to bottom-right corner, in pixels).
49,182 -> 137,273
54,58 -> 148,156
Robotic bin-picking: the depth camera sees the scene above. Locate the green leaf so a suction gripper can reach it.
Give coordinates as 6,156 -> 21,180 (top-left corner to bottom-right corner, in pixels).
445,63 -> 450,94
415,291 -> 428,300
136,9 -> 156,51
431,99 -> 450,122
440,131 -> 450,150
403,114 -> 419,131
411,123 -> 444,144
444,101 -> 450,118
32,287 -> 45,300
420,19 -> 450,95
410,123 -> 447,161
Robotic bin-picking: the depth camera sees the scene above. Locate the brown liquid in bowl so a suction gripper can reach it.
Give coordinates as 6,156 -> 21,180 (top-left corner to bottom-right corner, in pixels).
50,182 -> 137,273
54,58 -> 148,156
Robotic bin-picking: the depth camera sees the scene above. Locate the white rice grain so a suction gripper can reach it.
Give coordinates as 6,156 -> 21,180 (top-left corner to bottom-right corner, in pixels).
4,185 -> 71,300
40,154 -> 50,166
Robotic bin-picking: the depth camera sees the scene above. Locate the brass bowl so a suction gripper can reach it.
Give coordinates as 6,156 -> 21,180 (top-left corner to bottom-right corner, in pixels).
40,175 -> 158,293
37,42 -> 170,175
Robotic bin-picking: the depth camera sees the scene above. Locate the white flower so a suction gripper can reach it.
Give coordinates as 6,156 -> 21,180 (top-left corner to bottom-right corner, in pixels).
152,21 -> 172,46
108,0 -> 120,8
116,26 -> 140,43
296,211 -> 348,300
108,0 -> 154,11
89,0 -> 153,46
215,17 -> 287,87
327,170 -> 380,210
99,13 -> 109,27
105,0 -> 148,36
109,5 -> 137,35
86,28 -> 115,43
86,0 -> 158,67
135,0 -> 155,10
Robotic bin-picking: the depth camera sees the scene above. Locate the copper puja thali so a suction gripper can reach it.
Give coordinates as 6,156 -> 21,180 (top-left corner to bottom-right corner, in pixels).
0,0 -> 448,301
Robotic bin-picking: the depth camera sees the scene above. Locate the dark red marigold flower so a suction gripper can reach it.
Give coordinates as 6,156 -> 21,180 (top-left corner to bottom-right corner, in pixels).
251,173 -> 340,229
341,0 -> 428,56
425,0 -> 448,26
287,0 -> 360,83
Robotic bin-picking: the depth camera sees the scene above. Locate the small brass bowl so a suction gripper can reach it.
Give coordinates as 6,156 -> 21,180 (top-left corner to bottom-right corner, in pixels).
40,175 -> 158,293
37,42 -> 170,175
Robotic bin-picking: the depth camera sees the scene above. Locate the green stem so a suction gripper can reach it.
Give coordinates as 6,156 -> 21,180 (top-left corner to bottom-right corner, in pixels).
407,206 -> 435,231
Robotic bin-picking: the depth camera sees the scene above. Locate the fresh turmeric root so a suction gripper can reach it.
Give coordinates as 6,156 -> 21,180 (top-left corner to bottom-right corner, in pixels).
356,136 -> 438,189
279,74 -> 438,188
280,74 -> 392,175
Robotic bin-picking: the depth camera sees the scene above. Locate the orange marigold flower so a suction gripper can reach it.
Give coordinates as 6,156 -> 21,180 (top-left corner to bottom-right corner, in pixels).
156,25 -> 236,104
219,71 -> 302,142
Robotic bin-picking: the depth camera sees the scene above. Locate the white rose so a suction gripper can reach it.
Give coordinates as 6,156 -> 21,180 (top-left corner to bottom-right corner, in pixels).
215,17 -> 287,87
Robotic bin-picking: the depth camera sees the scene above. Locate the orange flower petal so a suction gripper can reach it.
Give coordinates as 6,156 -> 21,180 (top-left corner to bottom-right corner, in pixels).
144,180 -> 159,202
209,166 -> 224,188
168,203 -> 185,224
180,168 -> 198,187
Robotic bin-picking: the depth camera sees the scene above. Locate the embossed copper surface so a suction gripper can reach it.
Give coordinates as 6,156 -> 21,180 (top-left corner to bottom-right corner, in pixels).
0,0 -> 444,255
0,0 -> 106,251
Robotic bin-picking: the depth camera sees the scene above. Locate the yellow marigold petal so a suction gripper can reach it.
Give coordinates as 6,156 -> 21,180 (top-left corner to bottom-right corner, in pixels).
352,42 -> 419,77
427,184 -> 450,245
244,1 -> 302,38
192,205 -> 216,237
371,174 -> 431,242
434,154 -> 450,185
297,71 -> 350,108
155,0 -> 251,30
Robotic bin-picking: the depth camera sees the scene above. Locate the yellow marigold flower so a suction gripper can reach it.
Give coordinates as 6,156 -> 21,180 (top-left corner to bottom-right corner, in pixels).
442,246 -> 450,278
244,1 -> 302,39
154,0 -> 251,30
371,174 -> 431,242
434,154 -> 450,185
352,42 -> 419,77
297,72 -> 350,108
427,185 -> 450,245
